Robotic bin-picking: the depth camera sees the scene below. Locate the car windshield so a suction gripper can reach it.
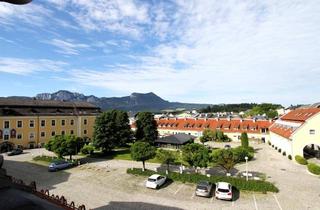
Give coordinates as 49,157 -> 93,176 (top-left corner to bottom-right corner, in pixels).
197,186 -> 208,190
148,178 -> 156,182
218,188 -> 229,193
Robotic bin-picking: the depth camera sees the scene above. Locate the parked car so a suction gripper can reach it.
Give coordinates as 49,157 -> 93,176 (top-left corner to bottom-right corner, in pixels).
215,182 -> 233,200
48,160 -> 73,172
195,181 -> 212,197
145,174 -> 166,189
7,149 -> 23,156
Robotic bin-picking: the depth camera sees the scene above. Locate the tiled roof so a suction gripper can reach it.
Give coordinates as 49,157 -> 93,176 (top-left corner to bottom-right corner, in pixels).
280,108 -> 320,122
155,133 -> 196,145
149,118 -> 272,134
269,124 -> 296,139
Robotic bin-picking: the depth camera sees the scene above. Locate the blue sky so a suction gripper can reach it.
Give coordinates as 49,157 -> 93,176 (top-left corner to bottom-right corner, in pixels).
0,0 -> 319,106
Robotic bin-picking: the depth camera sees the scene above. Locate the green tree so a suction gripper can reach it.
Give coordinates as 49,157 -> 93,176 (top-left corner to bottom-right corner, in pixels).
130,142 -> 156,171
93,110 -> 132,152
200,129 -> 215,144
156,149 -> 177,172
240,132 -> 249,148
181,143 -> 210,172
45,135 -> 78,160
211,149 -> 237,173
135,112 -> 158,144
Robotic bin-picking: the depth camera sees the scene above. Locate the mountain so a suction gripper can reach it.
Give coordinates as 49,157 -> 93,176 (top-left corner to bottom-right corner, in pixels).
34,90 -> 210,112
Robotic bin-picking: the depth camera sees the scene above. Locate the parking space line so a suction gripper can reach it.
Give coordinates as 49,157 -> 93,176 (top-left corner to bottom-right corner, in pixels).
174,185 -> 184,195
253,194 -> 258,210
273,194 -> 283,210
191,192 -> 195,199
210,196 -> 214,203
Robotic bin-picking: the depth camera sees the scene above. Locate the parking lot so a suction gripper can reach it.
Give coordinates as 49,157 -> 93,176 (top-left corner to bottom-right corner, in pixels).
2,144 -> 320,210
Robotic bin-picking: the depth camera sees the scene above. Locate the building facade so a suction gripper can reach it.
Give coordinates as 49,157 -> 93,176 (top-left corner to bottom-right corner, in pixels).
0,98 -> 100,149
270,108 -> 320,157
155,117 -> 272,142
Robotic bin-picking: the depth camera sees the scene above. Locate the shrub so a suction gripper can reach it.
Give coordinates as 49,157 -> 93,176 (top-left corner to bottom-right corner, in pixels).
307,163 -> 320,175
282,152 -> 286,156
232,146 -> 254,162
272,145 -> 274,148
268,141 -> 271,145
81,144 -> 95,155
288,155 -> 292,160
275,146 -> 277,150
127,168 -> 279,193
295,155 -> 308,165
278,149 -> 281,153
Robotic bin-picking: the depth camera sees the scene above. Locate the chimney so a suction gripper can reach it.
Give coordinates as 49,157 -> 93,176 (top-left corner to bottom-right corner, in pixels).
184,117 -> 187,121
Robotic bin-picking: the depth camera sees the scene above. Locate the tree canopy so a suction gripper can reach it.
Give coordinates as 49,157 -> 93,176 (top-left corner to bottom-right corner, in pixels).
156,149 -> 177,172
240,132 -> 249,148
45,135 -> 78,160
211,149 -> 237,173
135,112 -> 158,144
93,110 -> 132,152
246,103 -> 282,119
181,143 -> 210,170
130,141 -> 156,171
200,129 -> 230,143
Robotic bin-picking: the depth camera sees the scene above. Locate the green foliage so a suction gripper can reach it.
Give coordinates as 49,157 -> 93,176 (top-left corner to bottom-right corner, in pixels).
130,142 -> 156,170
127,168 -> 279,193
33,155 -> 62,163
211,149 -> 237,173
199,103 -> 257,113
81,144 -> 95,155
307,163 -> 320,175
45,135 -> 78,160
282,151 -> 286,156
135,112 -> 158,144
181,143 -> 210,169
200,129 -> 230,143
246,103 -> 281,119
93,110 -> 132,152
295,155 -> 308,165
288,155 -> 292,160
156,149 -> 177,171
232,146 -> 254,162
240,132 -> 249,148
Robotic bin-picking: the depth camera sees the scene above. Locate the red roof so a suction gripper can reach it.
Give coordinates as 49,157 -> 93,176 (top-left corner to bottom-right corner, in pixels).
269,124 -> 295,139
281,108 -> 320,122
151,118 -> 272,134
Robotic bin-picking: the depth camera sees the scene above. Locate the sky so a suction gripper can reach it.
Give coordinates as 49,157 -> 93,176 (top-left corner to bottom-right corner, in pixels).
0,0 -> 319,106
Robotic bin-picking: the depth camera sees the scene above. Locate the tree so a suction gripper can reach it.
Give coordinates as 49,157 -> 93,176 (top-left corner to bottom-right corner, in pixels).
135,112 -> 158,144
156,149 -> 177,172
181,143 -> 210,172
130,142 -> 156,171
45,135 -> 78,160
93,110 -> 132,153
211,149 -> 237,173
200,129 -> 215,144
240,132 -> 249,148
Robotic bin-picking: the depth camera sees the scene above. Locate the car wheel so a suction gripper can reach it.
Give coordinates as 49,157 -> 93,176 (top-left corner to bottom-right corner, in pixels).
156,185 -> 159,189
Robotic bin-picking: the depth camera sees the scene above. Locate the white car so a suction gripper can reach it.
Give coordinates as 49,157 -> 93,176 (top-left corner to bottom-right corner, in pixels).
215,182 -> 233,201
145,174 -> 166,189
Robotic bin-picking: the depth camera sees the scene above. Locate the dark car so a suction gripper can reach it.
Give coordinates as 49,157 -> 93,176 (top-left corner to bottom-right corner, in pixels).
48,160 -> 73,172
195,181 -> 213,197
7,149 -> 23,156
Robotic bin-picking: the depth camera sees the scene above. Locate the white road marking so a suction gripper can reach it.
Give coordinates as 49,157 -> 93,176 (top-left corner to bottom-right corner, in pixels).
191,192 -> 195,199
273,194 -> 283,210
253,194 -> 258,210
210,196 -> 214,203
232,201 -> 234,206
174,185 -> 184,195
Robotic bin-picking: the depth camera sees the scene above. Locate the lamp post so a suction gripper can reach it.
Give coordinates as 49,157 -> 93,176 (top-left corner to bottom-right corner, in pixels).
245,156 -> 248,181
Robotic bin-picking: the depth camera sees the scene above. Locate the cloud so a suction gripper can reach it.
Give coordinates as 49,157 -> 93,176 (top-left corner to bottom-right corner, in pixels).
66,0 -> 320,104
0,57 -> 67,75
44,39 -> 91,55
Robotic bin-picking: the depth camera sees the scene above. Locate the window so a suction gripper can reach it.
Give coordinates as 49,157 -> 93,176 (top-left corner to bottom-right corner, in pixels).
29,120 -> 34,128
51,120 -> 56,126
40,132 -> 45,137
310,129 -> 315,135
61,131 -> 65,135
61,119 -> 65,126
41,120 -> 45,127
51,131 -> 55,136
29,133 -> 35,139
70,119 -> 74,125
84,130 -> 87,135
84,119 -> 87,125
4,121 -> 9,128
70,130 -> 74,135
4,134 -> 9,140
17,121 -> 22,128
17,134 -> 22,139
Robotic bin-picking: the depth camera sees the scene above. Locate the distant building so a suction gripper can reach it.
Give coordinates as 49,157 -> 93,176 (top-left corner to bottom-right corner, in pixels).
155,133 -> 195,149
270,107 -> 320,158
0,98 -> 100,149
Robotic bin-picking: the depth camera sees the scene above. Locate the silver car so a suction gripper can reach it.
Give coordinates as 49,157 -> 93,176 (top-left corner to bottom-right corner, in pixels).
195,181 -> 213,197
48,160 -> 72,172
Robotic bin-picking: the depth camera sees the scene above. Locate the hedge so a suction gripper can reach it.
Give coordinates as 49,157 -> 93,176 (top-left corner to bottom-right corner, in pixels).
288,155 -> 292,160
81,144 -> 95,155
307,163 -> 320,175
127,168 -> 279,193
295,155 -> 308,165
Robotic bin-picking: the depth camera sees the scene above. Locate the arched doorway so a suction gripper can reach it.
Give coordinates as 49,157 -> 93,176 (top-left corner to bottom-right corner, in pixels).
303,144 -> 320,160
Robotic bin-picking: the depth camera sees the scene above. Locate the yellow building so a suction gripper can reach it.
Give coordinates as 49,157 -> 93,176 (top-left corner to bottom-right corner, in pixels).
270,107 -> 320,158
0,98 -> 100,150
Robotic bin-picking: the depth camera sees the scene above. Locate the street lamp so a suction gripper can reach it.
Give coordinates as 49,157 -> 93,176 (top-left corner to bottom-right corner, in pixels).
245,156 -> 248,181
